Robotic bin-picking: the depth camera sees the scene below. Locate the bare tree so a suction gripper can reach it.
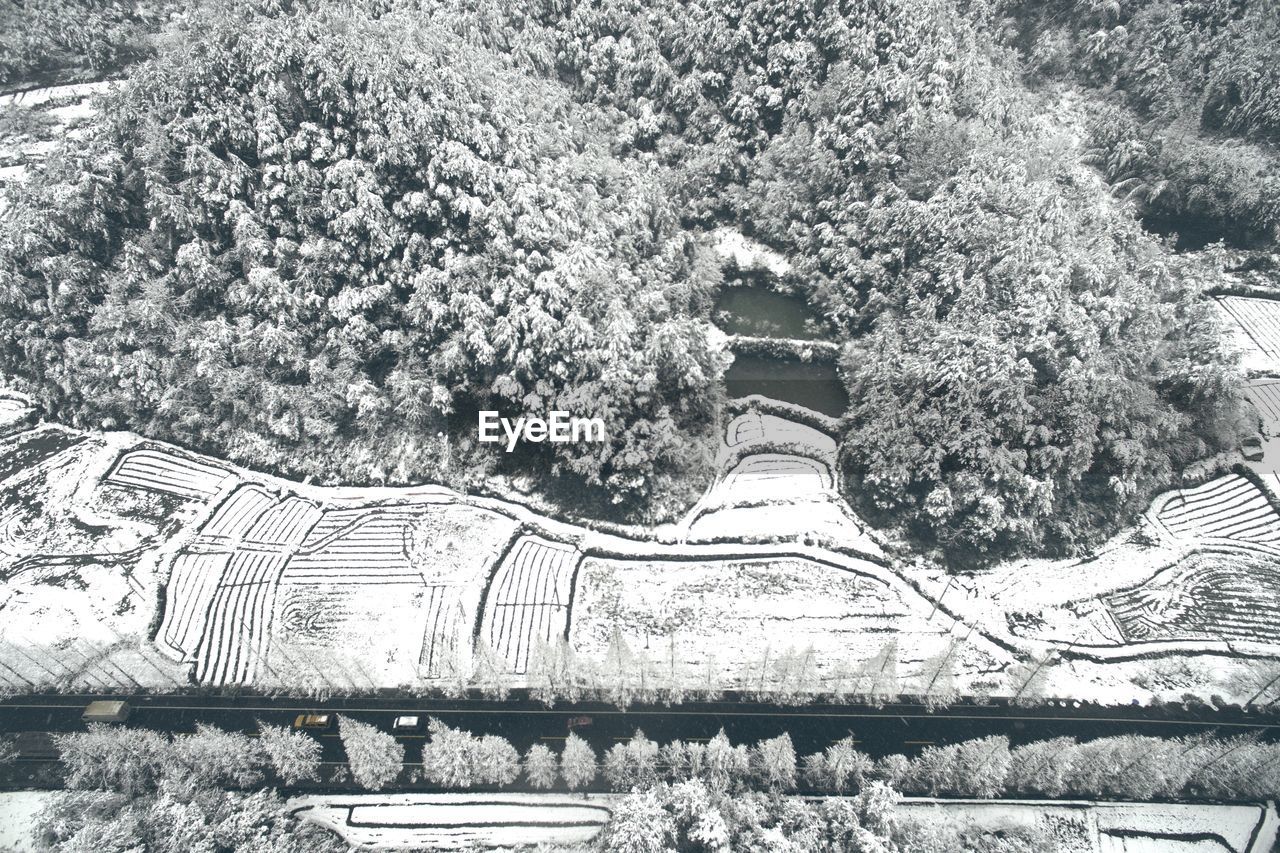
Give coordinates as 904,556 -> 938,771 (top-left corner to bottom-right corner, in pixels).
856,639 -> 899,707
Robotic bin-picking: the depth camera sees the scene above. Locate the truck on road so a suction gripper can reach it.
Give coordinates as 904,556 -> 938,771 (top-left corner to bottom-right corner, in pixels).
81,700 -> 131,724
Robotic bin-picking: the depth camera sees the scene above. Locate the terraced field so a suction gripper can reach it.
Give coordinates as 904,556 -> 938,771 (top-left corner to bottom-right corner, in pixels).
719,453 -> 832,499
194,551 -> 290,684
154,479 -> 518,686
1216,295 -> 1280,369
105,447 -> 234,500
1106,550 -> 1280,645
1245,380 -> 1280,436
726,412 -> 836,456
266,503 -> 516,685
479,536 -> 581,674
1151,475 -> 1280,544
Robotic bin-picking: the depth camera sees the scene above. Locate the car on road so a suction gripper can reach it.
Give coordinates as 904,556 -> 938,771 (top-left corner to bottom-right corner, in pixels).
82,700 -> 131,724
391,715 -> 421,733
292,713 -> 332,730
566,715 -> 593,730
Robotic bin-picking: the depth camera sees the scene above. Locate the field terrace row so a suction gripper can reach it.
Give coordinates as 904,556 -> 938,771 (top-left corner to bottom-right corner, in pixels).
105,440 -> 996,694
4,418 -> 1280,704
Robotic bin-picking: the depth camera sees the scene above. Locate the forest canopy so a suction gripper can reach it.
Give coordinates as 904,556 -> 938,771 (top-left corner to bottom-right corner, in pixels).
1,0 -> 1264,557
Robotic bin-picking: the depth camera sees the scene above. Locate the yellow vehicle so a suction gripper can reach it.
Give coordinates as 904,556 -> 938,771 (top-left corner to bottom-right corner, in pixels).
292,713 -> 332,730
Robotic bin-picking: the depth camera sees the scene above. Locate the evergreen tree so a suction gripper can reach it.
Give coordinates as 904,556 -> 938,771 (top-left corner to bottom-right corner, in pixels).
523,743 -> 558,789
257,722 -> 322,786
337,716 -> 403,791
561,732 -> 598,791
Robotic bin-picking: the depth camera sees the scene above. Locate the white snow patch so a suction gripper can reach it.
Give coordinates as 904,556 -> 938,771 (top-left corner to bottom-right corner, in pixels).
899,799 -> 1273,853
0,791 -> 53,852
711,227 -> 792,277
289,793 -> 611,850
0,80 -> 116,109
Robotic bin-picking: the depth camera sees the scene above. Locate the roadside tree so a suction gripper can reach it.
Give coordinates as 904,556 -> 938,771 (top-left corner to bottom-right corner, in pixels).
604,730 -> 660,791
168,724 -> 264,794
523,743 -> 558,789
476,734 -> 520,786
561,733 -> 598,790
421,718 -> 478,788
337,716 -> 403,791
751,732 -> 797,791
257,722 -> 322,785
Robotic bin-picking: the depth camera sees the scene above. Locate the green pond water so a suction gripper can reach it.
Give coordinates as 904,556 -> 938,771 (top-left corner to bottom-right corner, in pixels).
715,282 -> 848,418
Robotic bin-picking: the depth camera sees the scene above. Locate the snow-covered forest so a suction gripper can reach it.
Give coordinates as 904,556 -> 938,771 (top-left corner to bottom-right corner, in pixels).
3,0 -> 1275,562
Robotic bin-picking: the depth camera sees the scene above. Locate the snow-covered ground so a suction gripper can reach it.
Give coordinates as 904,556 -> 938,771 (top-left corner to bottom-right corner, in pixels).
0,394 -> 35,436
288,793 -> 612,850
287,793 -> 1277,853
0,791 -> 53,852
899,798 -> 1277,853
710,227 -> 792,278
0,80 -> 113,202
2,398 -> 1279,704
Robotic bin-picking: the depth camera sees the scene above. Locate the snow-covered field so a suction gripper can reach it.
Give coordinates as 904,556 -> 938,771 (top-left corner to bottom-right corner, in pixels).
0,397 -> 1278,703
479,535 -> 580,674
899,798 -> 1276,853
288,793 -> 612,850
0,430 -> 195,691
0,791 -> 53,852
570,554 -> 1006,693
1215,295 -> 1280,376
288,793 -> 1277,853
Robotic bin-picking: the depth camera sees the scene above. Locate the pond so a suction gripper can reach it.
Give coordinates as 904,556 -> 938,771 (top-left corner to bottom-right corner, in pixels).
724,354 -> 848,418
714,280 -> 828,340
715,279 -> 848,417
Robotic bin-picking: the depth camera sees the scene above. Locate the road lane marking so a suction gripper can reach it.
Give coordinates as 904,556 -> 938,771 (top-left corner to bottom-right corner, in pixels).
5,696 -> 1274,722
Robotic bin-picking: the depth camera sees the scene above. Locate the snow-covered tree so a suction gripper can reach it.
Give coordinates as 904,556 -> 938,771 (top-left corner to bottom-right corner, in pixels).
604,730 -> 659,791
823,736 -> 872,793
703,729 -> 749,791
421,717 -> 478,788
597,789 -> 675,853
561,732 -> 597,790
476,734 -> 520,787
751,733 -> 797,791
56,726 -> 170,795
470,638 -> 510,702
337,716 -> 403,791
257,722 -> 322,785
168,724 -> 264,794
523,743 -> 558,789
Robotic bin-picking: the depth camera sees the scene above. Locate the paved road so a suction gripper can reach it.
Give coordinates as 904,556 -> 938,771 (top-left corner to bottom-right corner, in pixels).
2,693 -> 1276,766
